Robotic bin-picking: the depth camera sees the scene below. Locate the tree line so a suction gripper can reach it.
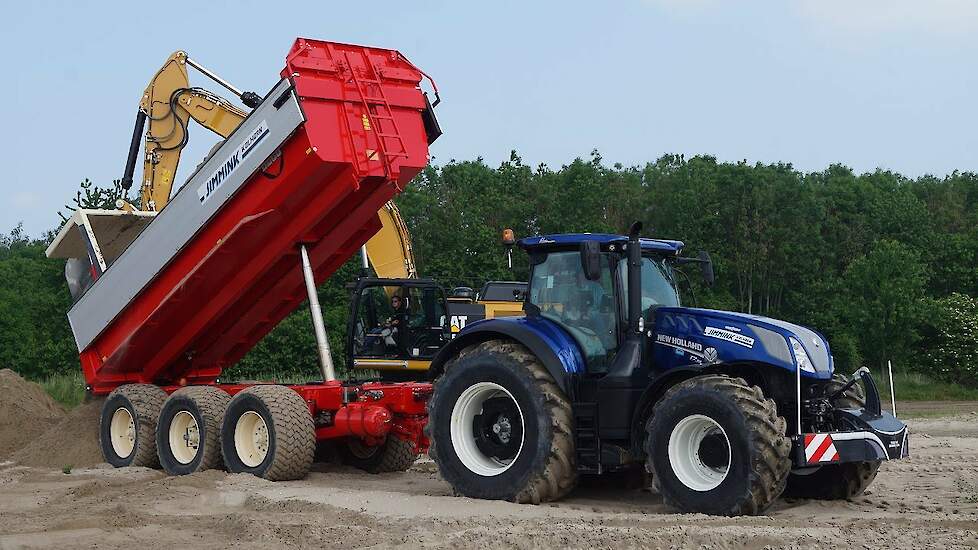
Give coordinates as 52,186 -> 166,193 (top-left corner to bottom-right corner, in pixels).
2,153 -> 976,386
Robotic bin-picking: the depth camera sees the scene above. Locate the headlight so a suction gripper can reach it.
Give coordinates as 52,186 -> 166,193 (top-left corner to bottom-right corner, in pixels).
789,337 -> 815,373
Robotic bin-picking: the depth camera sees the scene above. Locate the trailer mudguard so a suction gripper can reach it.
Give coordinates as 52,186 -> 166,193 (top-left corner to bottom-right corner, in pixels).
428,317 -> 584,396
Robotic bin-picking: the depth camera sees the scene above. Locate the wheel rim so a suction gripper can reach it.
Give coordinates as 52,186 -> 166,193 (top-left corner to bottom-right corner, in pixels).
234,411 -> 269,468
168,410 -> 201,465
450,382 -> 525,477
109,407 -> 136,459
667,414 -> 731,491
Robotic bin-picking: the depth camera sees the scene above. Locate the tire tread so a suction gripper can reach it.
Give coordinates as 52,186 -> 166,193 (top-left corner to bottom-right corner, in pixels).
646,374 -> 791,515
235,385 -> 315,481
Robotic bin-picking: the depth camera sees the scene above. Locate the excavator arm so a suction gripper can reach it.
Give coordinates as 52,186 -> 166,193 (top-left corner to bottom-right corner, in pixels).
121,51 -> 259,211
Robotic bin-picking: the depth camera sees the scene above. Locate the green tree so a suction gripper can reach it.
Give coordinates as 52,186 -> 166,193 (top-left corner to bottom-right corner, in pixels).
0,225 -> 77,378
838,240 -> 927,371
918,293 -> 978,387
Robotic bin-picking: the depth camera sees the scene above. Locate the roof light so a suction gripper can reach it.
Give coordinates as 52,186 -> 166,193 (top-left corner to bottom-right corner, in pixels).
502,229 -> 515,246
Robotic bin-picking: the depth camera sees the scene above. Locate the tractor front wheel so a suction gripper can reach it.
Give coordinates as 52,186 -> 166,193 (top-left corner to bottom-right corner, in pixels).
428,340 -> 576,504
646,375 -> 791,515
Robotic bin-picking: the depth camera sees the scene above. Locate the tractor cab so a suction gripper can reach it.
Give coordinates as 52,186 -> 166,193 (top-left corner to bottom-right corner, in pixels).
520,231 -> 693,374
347,277 -> 450,378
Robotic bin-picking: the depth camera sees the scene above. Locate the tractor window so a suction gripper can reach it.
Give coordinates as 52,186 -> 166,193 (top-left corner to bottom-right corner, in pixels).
620,256 -> 680,321
528,251 -> 618,372
353,285 -> 447,360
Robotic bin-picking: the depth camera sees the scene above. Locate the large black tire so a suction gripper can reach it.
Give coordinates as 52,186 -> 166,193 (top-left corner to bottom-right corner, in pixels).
339,436 -> 419,473
645,375 -> 791,516
156,386 -> 230,475
782,374 -> 882,500
428,341 -> 576,504
220,385 -> 315,481
99,384 -> 167,468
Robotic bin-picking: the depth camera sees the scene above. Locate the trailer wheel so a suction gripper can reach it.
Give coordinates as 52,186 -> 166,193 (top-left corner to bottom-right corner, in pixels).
782,374 -> 882,500
99,384 -> 167,468
220,385 -> 314,481
156,386 -> 230,475
646,375 -> 791,516
428,340 -> 576,504
340,436 -> 419,473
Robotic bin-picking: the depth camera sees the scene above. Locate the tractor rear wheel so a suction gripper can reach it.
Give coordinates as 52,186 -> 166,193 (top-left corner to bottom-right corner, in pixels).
156,386 -> 230,475
220,385 -> 315,481
782,374 -> 882,500
428,340 -> 576,504
99,384 -> 167,468
646,375 -> 791,515
340,436 -> 419,473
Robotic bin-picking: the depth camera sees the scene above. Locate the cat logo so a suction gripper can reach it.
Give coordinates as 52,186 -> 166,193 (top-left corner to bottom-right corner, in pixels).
450,315 -> 468,333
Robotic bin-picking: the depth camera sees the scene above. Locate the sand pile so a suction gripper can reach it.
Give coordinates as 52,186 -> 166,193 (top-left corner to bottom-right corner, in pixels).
0,369 -> 65,458
12,400 -> 105,468
0,369 -> 105,468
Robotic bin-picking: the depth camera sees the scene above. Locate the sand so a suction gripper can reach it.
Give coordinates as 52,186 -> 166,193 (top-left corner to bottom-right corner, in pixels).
0,370 -> 104,469
0,369 -> 65,458
10,400 -> 104,468
1,384 -> 976,549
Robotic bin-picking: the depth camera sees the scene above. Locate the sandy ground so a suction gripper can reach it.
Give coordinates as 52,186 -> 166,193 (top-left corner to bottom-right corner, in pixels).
0,410 -> 975,550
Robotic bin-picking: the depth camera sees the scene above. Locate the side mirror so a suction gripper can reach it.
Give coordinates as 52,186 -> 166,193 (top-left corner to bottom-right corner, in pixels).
580,240 -> 602,281
698,250 -> 715,286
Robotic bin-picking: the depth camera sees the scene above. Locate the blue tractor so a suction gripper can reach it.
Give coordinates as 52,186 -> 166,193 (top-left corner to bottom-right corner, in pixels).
426,223 -> 908,515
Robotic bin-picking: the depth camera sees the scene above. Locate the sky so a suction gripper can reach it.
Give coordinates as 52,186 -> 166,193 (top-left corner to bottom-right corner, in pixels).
2,0 -> 977,236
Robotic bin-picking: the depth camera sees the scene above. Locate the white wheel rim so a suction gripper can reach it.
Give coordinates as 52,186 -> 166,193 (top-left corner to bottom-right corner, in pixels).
450,382 -> 525,477
109,407 -> 136,459
168,411 -> 201,465
667,414 -> 731,492
234,411 -> 269,468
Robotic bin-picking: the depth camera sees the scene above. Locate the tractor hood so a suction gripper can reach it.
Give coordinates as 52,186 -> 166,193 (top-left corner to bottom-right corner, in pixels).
653,307 -> 833,379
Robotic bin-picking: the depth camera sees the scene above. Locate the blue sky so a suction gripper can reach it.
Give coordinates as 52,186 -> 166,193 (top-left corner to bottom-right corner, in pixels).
3,0 -> 977,236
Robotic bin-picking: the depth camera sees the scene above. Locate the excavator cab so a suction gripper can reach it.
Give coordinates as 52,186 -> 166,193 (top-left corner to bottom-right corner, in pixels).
347,278 -> 449,380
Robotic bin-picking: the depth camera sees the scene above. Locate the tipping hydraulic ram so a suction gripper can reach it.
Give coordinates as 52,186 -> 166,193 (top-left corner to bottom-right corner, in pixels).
46,38 -> 440,480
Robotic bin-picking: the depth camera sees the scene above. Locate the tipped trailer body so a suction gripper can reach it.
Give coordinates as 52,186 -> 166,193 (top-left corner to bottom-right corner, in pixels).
47,38 -> 440,479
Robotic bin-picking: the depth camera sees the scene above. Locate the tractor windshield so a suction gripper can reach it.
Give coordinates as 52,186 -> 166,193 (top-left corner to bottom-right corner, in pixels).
620,255 -> 680,319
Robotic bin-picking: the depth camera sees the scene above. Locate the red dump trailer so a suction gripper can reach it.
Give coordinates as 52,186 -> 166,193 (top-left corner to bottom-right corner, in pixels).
46,38 -> 441,479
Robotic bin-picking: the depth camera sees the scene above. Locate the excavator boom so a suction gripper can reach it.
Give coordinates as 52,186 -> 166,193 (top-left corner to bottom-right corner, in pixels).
122,51 -> 256,211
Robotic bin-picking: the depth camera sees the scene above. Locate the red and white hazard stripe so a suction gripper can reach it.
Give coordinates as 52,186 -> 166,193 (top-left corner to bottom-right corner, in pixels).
804,433 -> 840,464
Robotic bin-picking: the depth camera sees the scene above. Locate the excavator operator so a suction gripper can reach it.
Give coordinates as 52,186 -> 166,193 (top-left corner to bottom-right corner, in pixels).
381,293 -> 409,354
